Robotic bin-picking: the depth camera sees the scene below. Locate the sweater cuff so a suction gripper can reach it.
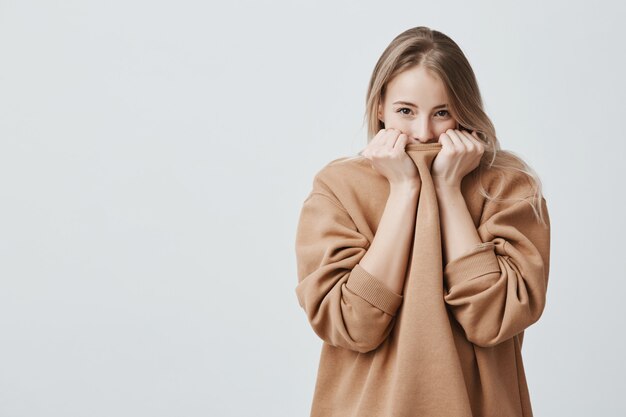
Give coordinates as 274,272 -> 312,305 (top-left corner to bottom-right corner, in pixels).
443,242 -> 500,289
346,263 -> 403,316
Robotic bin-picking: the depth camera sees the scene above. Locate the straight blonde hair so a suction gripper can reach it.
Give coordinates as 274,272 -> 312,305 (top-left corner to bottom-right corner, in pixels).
343,26 -> 547,225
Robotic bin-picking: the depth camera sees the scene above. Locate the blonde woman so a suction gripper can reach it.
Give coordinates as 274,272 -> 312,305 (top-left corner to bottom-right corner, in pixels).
295,26 -> 550,417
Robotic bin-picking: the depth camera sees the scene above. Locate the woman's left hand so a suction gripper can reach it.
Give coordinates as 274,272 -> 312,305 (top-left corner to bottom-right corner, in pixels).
431,129 -> 485,188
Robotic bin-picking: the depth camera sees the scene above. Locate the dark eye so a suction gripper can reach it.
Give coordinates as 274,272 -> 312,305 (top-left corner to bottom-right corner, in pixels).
436,110 -> 450,117
397,107 -> 412,115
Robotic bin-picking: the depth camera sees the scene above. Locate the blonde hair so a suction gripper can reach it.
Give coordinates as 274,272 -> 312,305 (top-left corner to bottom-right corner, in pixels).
343,26 -> 547,226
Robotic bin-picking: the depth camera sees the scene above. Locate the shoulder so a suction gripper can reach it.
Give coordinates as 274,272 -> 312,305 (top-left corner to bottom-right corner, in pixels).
310,154 -> 379,198
318,154 -> 372,178
476,151 -> 538,201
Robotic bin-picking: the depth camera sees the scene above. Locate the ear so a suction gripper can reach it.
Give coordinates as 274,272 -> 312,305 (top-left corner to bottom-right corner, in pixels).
377,103 -> 384,122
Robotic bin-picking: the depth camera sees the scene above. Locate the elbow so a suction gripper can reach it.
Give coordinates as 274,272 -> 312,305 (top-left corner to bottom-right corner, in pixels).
463,313 -> 544,348
297,297 -> 397,353
350,325 -> 395,353
462,323 -> 515,347
335,285 -> 399,352
308,308 -> 397,353
466,329 -> 529,348
353,343 -> 384,354
466,333 -> 503,348
295,266 -> 403,353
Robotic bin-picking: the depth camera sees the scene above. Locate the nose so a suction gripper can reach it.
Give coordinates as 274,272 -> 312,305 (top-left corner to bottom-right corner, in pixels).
412,118 -> 436,143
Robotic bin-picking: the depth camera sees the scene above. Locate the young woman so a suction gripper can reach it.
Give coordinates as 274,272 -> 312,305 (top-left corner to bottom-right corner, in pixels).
295,26 -> 550,417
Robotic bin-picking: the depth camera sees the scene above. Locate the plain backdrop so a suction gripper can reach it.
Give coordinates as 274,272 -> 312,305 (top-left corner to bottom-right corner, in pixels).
1,0 -> 625,416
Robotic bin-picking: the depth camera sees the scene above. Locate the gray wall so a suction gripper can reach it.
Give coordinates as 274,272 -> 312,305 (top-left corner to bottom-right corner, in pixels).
0,0 -> 624,415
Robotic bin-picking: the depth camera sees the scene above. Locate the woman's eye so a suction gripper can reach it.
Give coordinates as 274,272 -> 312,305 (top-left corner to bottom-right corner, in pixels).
397,108 -> 412,115
396,108 -> 450,117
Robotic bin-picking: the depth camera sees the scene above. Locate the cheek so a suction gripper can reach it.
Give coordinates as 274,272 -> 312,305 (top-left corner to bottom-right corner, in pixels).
436,120 -> 458,135
389,113 -> 412,127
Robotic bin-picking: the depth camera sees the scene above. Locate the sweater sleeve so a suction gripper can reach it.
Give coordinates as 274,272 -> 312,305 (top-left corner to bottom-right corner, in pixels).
443,195 -> 550,348
294,181 -> 404,353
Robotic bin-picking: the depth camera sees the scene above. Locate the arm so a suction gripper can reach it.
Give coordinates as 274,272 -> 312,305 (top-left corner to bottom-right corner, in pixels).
359,181 -> 419,294
434,182 -> 483,266
438,188 -> 551,348
294,177 -> 416,353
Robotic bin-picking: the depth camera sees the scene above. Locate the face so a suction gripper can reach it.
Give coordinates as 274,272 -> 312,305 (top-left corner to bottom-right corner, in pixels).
377,65 -> 459,144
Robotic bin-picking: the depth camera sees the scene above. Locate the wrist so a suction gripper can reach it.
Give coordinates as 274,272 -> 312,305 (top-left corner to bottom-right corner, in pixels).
389,180 -> 420,195
433,179 -> 461,194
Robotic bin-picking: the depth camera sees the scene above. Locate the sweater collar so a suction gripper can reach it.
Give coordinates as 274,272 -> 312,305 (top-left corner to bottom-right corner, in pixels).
405,142 -> 442,170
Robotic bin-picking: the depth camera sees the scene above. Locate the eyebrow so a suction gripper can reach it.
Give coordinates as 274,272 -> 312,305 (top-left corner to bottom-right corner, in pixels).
393,101 -> 448,109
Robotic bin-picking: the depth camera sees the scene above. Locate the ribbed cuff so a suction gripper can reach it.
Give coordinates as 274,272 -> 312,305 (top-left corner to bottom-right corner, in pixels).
443,242 -> 500,288
345,264 -> 403,316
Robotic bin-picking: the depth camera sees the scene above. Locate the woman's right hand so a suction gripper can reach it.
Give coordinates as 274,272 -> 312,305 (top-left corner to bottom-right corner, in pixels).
360,128 -> 419,186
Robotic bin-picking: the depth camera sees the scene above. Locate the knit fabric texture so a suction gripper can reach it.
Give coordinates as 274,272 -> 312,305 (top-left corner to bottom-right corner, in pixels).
294,142 -> 551,417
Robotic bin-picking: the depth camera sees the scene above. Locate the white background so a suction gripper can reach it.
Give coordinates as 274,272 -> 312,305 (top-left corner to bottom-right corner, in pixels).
1,0 -> 625,416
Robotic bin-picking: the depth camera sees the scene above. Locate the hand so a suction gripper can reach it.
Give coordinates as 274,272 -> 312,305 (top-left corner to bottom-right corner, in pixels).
431,129 -> 485,188
360,128 -> 419,186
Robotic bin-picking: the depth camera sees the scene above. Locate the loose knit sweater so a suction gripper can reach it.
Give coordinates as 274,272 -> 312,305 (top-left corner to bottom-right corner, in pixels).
294,142 -> 551,417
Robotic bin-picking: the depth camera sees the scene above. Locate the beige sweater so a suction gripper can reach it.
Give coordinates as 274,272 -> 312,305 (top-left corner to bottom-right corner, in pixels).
294,142 -> 551,417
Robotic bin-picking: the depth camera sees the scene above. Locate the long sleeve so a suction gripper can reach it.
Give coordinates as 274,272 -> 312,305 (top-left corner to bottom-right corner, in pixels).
294,177 -> 403,353
443,195 -> 551,348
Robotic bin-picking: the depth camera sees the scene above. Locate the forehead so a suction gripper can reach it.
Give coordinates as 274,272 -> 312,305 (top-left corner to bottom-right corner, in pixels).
385,66 -> 447,104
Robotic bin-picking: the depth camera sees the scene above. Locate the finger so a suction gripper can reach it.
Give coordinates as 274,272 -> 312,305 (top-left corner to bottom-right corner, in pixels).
383,128 -> 402,149
458,131 -> 476,148
373,127 -> 396,146
394,133 -> 409,151
459,129 -> 479,142
451,128 -> 475,151
470,130 -> 485,144
442,129 -> 464,150
371,128 -> 389,146
438,132 -> 453,148
463,130 -> 485,152
366,128 -> 393,156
